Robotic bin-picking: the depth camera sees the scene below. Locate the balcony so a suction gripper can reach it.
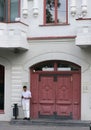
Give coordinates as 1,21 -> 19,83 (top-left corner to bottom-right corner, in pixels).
76,19 -> 91,47
0,22 -> 29,51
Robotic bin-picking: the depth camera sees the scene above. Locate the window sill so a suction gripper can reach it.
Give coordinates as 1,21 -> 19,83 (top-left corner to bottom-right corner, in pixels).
0,110 -> 4,114
0,21 -> 29,26
39,23 -> 70,27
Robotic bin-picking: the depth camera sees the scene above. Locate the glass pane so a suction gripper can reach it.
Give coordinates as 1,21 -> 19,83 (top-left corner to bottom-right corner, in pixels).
58,62 -> 80,71
0,0 -> 5,21
57,0 -> 66,24
5,0 -> 8,22
46,0 -> 55,23
10,0 -> 18,21
33,62 -> 54,71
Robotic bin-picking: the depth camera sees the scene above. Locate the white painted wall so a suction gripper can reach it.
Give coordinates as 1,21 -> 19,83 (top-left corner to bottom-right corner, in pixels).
25,0 -> 90,37
0,0 -> 91,121
0,39 -> 91,120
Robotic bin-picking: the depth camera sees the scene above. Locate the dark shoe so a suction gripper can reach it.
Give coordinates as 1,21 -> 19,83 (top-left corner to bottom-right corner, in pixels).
23,117 -> 27,120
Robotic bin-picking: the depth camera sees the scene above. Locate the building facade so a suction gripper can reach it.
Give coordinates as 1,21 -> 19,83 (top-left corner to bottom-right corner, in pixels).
0,0 -> 91,121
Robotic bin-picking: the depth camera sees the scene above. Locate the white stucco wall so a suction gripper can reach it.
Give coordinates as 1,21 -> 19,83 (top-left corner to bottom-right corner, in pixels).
0,0 -> 91,121
0,38 -> 90,120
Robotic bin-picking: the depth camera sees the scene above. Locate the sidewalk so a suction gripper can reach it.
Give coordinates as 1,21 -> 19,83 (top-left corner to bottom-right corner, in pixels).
0,122 -> 89,130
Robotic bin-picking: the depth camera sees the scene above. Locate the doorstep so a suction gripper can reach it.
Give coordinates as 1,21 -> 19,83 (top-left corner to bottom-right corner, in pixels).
10,118 -> 91,127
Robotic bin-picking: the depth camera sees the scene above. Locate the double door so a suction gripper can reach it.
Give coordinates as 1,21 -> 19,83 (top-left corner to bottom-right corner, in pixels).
31,72 -> 80,120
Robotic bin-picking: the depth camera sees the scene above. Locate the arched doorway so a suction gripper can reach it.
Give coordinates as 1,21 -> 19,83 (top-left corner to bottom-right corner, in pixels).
0,65 -> 4,112
30,60 -> 81,120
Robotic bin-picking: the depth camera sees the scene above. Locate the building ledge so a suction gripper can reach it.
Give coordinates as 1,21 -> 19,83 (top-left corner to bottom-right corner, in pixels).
76,18 -> 91,21
76,19 -> 91,47
27,36 -> 76,41
0,22 -> 29,50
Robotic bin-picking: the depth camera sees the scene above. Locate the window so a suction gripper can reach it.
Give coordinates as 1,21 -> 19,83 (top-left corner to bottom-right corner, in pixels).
0,65 -> 4,110
44,0 -> 68,25
0,0 -> 5,22
33,61 -> 54,71
10,0 -> 19,21
32,61 -> 81,72
0,0 -> 20,22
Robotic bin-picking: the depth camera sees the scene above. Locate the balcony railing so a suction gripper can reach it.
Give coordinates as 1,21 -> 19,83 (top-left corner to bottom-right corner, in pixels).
76,19 -> 91,47
0,22 -> 29,50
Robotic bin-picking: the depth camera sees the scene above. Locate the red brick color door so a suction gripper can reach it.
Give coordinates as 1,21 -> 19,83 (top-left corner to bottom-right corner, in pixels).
38,76 -> 55,117
30,61 -> 81,120
31,72 -> 80,120
55,75 -> 73,119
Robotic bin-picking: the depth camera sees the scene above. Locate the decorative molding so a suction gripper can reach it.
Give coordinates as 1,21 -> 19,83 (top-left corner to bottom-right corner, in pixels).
70,0 -> 76,17
81,5 -> 87,17
76,18 -> 91,20
22,0 -> 28,18
70,0 -> 87,17
33,0 -> 39,16
24,52 -> 89,73
27,36 -> 76,41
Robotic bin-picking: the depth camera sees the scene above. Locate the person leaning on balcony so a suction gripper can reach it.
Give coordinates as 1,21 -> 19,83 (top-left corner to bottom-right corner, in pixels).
21,86 -> 32,120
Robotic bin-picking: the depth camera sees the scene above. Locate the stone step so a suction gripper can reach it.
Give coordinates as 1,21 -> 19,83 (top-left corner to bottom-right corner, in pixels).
10,119 -> 91,127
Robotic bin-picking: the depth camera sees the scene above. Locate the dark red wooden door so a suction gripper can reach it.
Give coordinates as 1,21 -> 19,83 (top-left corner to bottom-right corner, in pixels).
55,75 -> 73,118
31,73 -> 80,119
72,73 -> 81,119
38,76 -> 55,117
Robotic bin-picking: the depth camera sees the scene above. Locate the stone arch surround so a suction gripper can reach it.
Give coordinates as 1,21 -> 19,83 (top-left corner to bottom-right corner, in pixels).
24,52 -> 89,72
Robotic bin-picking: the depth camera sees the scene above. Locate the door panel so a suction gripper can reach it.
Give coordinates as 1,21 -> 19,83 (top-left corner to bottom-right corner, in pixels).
31,73 -> 39,118
31,72 -> 81,119
72,73 -> 81,119
56,76 -> 73,117
39,76 -> 55,116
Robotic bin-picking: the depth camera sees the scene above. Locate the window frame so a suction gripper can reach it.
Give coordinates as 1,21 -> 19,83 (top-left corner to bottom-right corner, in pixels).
44,0 -> 68,25
0,65 -> 5,112
0,0 -> 20,23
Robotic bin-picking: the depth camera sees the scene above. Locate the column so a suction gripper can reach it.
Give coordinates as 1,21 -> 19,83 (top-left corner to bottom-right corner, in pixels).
22,0 -> 28,18
33,0 -> 39,16
70,0 -> 76,17
81,0 -> 87,16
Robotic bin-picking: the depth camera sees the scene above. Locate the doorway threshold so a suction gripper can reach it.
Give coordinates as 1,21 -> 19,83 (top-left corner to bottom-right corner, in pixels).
10,118 -> 90,127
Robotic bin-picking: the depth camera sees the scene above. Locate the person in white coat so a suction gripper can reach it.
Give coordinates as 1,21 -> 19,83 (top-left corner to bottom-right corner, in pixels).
21,86 -> 32,120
